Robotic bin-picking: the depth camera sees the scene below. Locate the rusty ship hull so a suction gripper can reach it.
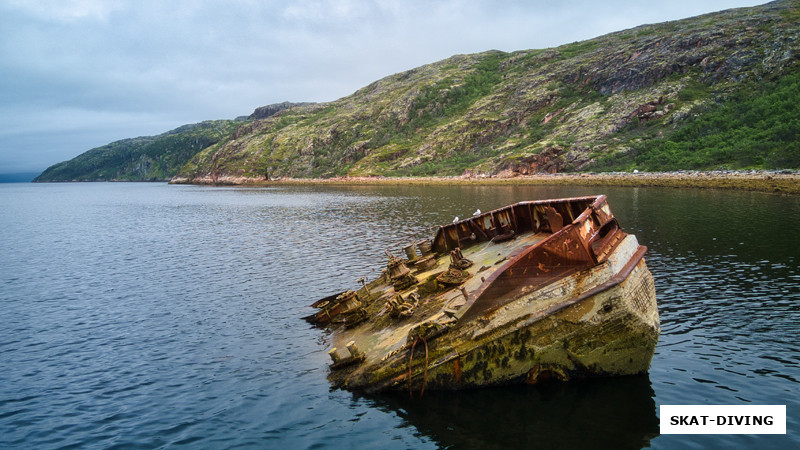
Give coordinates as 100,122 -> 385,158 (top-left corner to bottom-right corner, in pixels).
305,195 -> 660,393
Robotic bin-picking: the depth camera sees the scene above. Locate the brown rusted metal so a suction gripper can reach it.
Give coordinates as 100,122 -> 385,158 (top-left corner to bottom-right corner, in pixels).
414,255 -> 437,271
416,239 -> 432,255
386,292 -> 420,318
459,224 -> 597,323
449,248 -> 473,270
544,206 -> 564,233
306,195 -> 659,392
387,255 -> 417,291
407,336 -> 429,398
437,268 -> 471,286
304,290 -> 362,325
431,196 -> 603,254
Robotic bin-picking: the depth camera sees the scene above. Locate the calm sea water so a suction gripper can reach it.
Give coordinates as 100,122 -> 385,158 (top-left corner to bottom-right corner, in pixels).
1,182 -> 798,449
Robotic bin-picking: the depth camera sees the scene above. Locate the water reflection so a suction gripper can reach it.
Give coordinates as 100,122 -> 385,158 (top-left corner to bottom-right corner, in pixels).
365,376 -> 659,450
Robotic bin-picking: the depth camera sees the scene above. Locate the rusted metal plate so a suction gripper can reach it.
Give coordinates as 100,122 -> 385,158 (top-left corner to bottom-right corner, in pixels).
306,195 -> 659,392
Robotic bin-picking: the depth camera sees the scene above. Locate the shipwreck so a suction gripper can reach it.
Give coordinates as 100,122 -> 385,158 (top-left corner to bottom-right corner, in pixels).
305,195 -> 659,393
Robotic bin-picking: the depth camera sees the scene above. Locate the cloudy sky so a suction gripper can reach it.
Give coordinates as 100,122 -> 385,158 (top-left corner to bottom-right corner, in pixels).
0,0 -> 767,174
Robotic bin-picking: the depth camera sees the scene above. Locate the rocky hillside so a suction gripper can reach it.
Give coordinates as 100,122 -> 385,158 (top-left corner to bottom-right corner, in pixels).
34,102 -> 308,182
37,1 -> 800,183
174,0 -> 799,183
34,121 -> 243,182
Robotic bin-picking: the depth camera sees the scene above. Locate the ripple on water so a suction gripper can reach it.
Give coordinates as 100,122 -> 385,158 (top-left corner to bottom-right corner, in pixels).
1,183 -> 798,449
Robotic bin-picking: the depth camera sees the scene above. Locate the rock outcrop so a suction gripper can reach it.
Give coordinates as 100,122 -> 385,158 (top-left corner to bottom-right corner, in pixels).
248,102 -> 315,120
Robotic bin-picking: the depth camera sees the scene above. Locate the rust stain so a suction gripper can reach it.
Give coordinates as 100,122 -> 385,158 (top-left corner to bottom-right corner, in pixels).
525,365 -> 568,384
560,297 -> 595,323
453,356 -> 462,383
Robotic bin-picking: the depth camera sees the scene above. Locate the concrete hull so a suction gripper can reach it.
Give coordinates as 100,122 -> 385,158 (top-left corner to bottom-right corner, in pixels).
334,235 -> 659,392
309,196 -> 660,392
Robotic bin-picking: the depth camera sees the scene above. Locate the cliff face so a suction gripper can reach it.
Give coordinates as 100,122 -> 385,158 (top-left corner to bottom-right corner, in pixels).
174,0 -> 800,182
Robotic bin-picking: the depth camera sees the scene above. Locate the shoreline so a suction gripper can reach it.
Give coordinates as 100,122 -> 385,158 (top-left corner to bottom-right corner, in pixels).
171,170 -> 800,195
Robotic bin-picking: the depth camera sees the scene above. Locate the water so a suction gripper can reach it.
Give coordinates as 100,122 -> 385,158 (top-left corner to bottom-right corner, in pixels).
1,182 -> 798,449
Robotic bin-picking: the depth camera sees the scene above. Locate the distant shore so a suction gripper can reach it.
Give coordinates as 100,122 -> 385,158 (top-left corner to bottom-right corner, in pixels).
172,170 -> 800,194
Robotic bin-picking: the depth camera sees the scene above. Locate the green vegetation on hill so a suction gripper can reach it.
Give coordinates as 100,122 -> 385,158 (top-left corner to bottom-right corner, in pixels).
174,0 -> 800,183
404,51 -> 506,131
35,0 -> 800,183
593,71 -> 800,171
35,120 -> 243,182
34,102 -> 310,182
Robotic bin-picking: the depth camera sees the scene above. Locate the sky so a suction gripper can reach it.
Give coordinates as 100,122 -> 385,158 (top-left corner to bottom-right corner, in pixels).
0,0 -> 769,175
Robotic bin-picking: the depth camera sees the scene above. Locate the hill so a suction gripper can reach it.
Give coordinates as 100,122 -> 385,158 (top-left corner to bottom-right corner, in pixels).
33,102 -> 308,182
37,0 -> 800,183
34,120 -> 243,182
175,0 -> 800,183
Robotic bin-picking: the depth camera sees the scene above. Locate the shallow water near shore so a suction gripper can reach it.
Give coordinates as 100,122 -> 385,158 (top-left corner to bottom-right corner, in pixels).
1,182 -> 798,449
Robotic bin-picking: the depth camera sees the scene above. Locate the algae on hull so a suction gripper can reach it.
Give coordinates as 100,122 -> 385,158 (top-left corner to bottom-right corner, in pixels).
305,195 -> 659,392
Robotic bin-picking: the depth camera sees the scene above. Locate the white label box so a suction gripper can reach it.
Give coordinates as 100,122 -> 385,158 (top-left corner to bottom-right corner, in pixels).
660,405 -> 786,434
